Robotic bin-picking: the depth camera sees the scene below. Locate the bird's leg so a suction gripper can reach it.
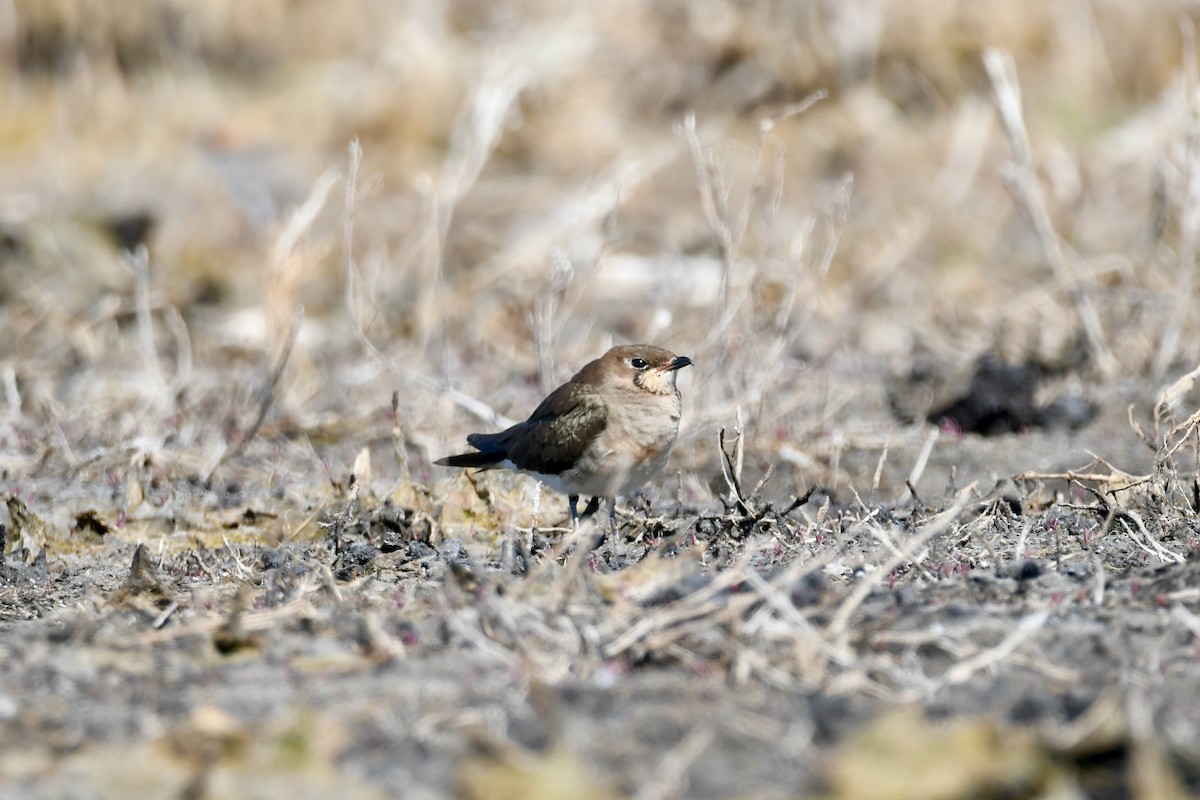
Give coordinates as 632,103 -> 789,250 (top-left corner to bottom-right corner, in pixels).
584,497 -> 618,555
568,494 -> 580,530
579,496 -> 620,556
579,496 -> 601,520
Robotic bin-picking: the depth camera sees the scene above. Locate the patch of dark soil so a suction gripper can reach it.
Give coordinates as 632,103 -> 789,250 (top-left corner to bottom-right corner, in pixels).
891,354 -> 1097,435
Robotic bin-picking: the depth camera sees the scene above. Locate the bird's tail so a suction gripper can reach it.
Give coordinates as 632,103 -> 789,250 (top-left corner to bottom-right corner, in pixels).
434,450 -> 506,468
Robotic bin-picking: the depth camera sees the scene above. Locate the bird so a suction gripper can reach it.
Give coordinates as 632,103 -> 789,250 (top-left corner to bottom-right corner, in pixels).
436,344 -> 693,532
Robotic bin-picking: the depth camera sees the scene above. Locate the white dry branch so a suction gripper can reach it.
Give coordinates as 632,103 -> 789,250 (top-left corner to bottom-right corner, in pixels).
826,486 -> 974,641
127,245 -> 170,403
3,364 -> 20,418
903,426 -> 939,500
931,609 -> 1051,690
1118,511 -> 1185,564
984,48 -> 1117,377
740,567 -> 855,667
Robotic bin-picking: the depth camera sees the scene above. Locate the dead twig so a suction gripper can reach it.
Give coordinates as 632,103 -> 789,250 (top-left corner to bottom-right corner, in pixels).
901,427 -> 938,503
780,486 -> 817,517
932,610 -> 1052,690
209,304 -> 303,476
984,48 -> 1116,376
827,486 -> 974,640
718,414 -> 750,514
127,245 -> 170,402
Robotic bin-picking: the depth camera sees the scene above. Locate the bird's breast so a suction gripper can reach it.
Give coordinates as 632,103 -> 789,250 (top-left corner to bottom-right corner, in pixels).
604,392 -> 680,459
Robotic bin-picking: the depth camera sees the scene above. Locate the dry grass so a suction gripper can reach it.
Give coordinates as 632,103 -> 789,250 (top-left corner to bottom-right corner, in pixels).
4,1 -> 1200,797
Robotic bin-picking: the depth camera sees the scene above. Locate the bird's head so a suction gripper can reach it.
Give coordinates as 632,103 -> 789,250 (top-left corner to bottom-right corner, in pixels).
590,344 -> 693,396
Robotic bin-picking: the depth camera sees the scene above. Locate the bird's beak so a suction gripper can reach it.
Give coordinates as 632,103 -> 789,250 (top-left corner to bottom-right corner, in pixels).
662,355 -> 693,372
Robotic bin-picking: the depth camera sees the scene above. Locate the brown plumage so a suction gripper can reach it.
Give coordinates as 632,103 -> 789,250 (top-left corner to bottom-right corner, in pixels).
436,345 -> 693,526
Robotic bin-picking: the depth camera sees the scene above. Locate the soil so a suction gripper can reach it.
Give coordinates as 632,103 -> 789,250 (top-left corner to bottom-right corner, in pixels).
3,353 -> 1199,799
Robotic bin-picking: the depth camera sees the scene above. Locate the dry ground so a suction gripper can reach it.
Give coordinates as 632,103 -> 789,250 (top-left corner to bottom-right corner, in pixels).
4,1 -> 1200,798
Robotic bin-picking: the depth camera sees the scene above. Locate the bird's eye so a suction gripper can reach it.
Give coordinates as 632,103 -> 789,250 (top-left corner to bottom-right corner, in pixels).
629,357 -> 649,370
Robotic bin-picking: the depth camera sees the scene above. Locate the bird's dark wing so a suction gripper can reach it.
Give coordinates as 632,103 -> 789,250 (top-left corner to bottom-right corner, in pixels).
438,380 -> 607,475
495,381 -> 608,475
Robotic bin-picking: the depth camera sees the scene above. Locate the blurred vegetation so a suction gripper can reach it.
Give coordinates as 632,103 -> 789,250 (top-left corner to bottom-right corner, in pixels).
1,0 -> 1198,496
